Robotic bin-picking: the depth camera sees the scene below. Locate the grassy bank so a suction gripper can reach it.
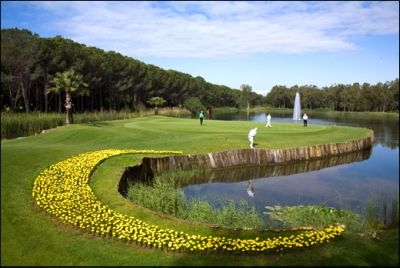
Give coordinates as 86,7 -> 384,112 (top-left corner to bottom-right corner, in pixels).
1,115 -> 397,266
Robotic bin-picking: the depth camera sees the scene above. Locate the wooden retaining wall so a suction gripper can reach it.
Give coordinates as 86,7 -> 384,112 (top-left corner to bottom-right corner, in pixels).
179,148 -> 372,185
142,135 -> 374,172
118,134 -> 374,195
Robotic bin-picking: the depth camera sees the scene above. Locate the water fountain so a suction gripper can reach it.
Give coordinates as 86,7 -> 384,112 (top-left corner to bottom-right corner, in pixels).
293,92 -> 301,120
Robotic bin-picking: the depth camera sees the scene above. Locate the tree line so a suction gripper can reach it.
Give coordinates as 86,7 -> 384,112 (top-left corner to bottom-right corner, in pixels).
266,82 -> 398,112
1,28 -> 263,115
1,28 -> 398,116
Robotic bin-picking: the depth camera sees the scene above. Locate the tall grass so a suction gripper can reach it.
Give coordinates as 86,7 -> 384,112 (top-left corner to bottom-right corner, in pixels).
127,170 -> 264,229
1,112 -> 65,139
392,195 -> 399,227
365,193 -> 399,228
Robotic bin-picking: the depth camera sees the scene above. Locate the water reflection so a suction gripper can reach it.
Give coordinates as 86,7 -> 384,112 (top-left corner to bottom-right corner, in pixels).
247,180 -> 255,197
182,112 -> 398,219
181,148 -> 371,185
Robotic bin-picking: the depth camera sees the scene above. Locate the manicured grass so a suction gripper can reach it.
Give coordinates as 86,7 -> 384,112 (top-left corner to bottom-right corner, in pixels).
2,115 -> 396,266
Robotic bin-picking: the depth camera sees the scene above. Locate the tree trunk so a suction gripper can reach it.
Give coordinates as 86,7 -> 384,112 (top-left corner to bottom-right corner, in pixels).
66,108 -> 73,124
43,74 -> 47,113
65,92 -> 73,124
20,81 -> 30,113
58,94 -> 62,113
44,91 -> 49,113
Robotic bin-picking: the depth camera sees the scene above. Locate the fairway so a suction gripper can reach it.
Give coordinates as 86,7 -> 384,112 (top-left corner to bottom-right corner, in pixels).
1,116 -> 380,266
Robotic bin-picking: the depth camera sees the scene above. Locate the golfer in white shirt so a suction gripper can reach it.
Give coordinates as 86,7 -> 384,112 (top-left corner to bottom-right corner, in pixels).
248,127 -> 257,149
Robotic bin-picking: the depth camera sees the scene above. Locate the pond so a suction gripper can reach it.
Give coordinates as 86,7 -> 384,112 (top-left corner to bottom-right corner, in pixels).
182,112 -> 399,222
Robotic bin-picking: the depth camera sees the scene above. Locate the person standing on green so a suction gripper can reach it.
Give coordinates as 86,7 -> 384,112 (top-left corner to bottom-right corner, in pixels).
199,110 -> 205,126
266,113 -> 272,128
303,113 -> 308,127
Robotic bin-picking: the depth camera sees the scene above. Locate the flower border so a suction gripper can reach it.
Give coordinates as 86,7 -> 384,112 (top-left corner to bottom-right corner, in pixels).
32,149 -> 345,254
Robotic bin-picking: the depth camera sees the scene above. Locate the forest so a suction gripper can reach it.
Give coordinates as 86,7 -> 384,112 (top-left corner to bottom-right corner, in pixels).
1,28 -> 398,115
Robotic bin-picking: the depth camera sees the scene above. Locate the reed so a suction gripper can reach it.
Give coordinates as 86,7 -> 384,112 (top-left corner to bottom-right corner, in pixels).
0,111 -> 131,139
365,193 -> 399,228
391,194 -> 399,227
1,112 -> 64,139
127,170 -> 264,229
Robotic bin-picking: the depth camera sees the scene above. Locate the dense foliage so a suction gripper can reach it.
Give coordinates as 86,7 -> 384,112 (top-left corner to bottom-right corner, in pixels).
265,83 -> 399,112
1,28 -> 398,114
1,28 -> 263,113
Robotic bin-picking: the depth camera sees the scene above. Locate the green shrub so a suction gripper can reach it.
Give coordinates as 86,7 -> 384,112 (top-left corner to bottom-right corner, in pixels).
264,204 -> 364,232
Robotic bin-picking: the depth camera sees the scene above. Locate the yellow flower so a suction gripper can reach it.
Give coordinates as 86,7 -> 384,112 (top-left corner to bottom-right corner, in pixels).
32,149 -> 344,255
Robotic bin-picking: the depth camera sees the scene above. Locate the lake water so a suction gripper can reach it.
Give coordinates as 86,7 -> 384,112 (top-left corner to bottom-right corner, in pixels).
182,112 -> 399,222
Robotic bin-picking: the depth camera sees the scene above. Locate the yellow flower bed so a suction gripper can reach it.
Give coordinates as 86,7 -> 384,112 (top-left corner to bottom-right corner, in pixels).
32,149 -> 345,254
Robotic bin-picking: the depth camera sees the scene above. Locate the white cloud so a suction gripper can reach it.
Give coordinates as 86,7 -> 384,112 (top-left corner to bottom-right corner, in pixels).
32,1 -> 399,58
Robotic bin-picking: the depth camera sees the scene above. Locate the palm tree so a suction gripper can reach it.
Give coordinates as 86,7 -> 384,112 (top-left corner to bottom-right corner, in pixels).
48,69 -> 89,124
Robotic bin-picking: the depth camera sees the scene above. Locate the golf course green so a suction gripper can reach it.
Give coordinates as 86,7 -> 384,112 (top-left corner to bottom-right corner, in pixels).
3,116 -> 398,266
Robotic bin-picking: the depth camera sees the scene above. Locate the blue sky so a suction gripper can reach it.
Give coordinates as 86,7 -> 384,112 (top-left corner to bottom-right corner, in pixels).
1,1 -> 399,95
